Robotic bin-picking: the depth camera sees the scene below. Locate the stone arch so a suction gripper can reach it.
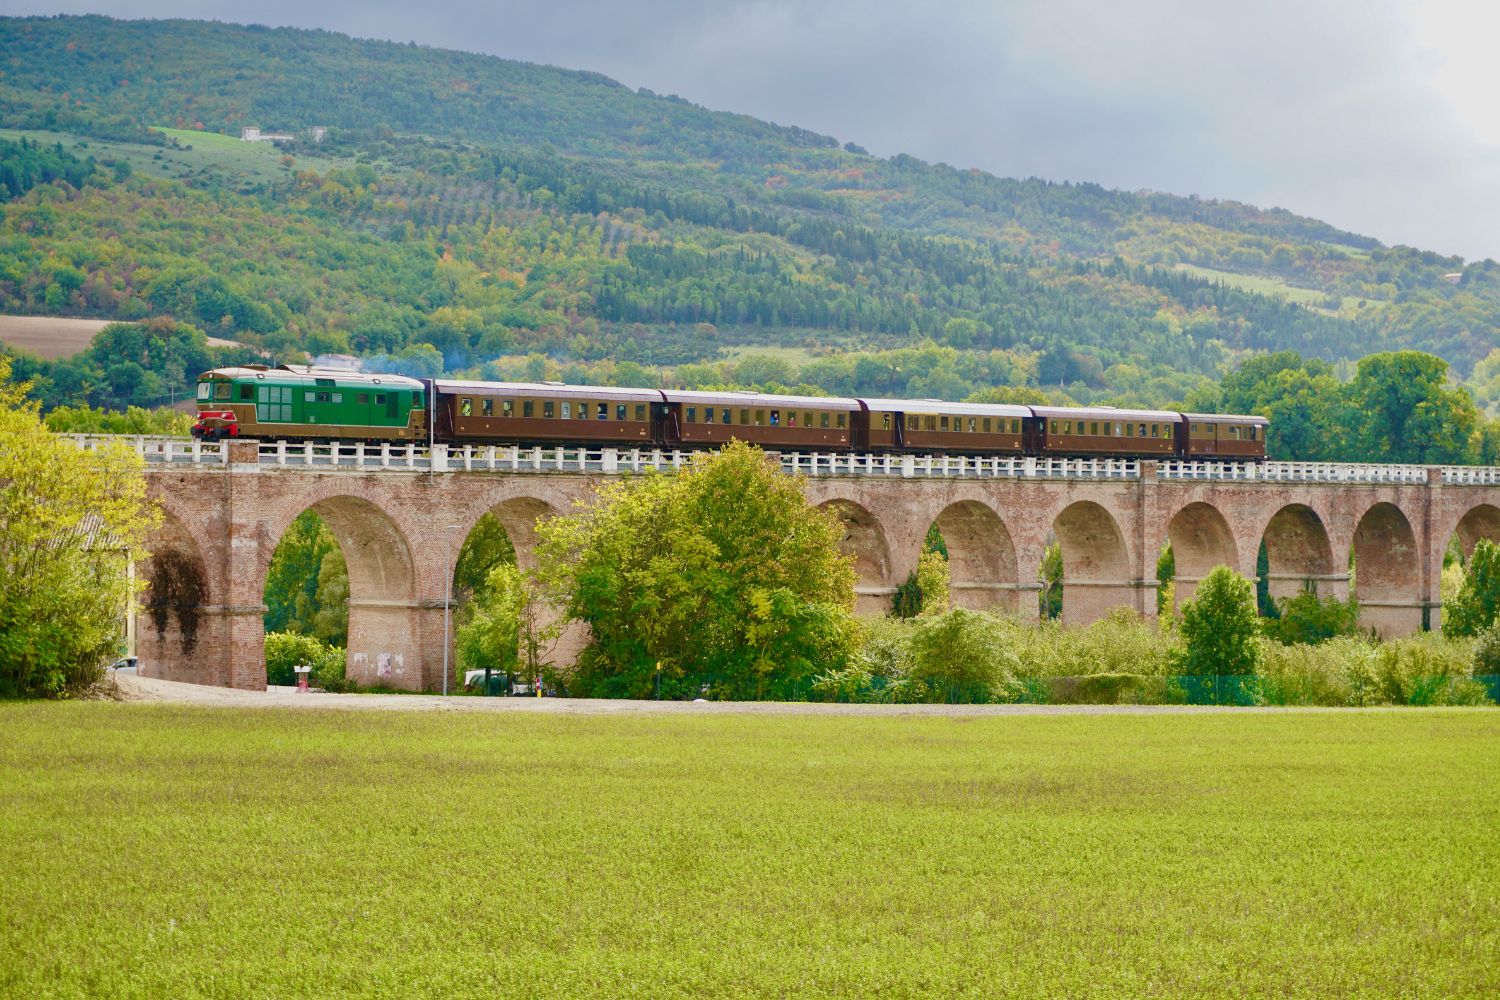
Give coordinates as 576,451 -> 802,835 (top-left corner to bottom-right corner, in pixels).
1165,501 -> 1238,609
484,496 -> 556,572
1351,502 -> 1421,637
1451,503 -> 1500,558
137,507 -> 214,682
267,494 -> 421,689
1260,503 -> 1339,604
1052,500 -> 1132,625
819,499 -> 893,616
932,500 -> 1019,613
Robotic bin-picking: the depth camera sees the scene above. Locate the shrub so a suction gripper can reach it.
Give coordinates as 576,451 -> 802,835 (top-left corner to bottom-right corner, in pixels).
905,608 -> 1021,703
1474,625 -> 1500,676
1262,591 -> 1362,645
264,631 -> 349,691
1257,637 -> 1373,706
1175,566 -> 1262,677
1359,634 -> 1483,706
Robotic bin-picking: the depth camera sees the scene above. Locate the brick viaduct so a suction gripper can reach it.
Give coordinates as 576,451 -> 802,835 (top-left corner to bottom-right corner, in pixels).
132,439 -> 1500,691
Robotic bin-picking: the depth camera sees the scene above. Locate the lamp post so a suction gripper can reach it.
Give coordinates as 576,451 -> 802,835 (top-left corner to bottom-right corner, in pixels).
442,523 -> 462,695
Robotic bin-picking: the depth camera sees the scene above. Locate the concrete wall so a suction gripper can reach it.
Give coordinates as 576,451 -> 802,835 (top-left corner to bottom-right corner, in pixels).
136,448 -> 1500,690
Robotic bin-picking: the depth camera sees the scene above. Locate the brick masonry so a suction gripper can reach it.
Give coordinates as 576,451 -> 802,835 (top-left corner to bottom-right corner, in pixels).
136,448 -> 1500,691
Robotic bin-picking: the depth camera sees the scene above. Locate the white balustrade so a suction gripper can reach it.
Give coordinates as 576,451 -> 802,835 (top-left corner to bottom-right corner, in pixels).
55,434 -> 1500,487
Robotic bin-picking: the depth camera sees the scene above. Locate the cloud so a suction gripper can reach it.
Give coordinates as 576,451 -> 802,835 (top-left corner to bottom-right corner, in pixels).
8,0 -> 1499,258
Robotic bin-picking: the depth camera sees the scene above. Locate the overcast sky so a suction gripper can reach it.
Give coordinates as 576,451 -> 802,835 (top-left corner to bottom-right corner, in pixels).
7,0 -> 1500,260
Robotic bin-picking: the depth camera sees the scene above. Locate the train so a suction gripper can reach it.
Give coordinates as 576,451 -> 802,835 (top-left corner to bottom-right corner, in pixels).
190,363 -> 1268,461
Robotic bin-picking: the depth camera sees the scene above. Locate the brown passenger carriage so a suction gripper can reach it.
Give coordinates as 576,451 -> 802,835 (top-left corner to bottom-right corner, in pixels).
1182,413 -> 1268,460
859,399 -> 1030,453
435,380 -> 661,445
660,390 -> 859,450
1032,406 -> 1182,457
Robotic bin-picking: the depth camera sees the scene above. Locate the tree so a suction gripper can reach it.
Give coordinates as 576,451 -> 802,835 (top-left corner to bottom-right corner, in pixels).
1443,539 -> 1500,638
535,441 -> 857,699
1347,352 -> 1477,465
263,511 -> 349,646
1175,565 -> 1261,677
452,512 -> 517,611
455,562 -> 527,679
0,356 -> 158,696
1039,542 -> 1063,620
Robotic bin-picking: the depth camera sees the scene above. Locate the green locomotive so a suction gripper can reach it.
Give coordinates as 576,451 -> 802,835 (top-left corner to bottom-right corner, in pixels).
191,365 -> 427,442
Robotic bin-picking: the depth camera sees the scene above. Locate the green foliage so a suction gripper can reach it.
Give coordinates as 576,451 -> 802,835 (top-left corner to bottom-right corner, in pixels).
263,631 -> 350,691
1038,542 -> 1063,620
537,441 -> 857,699
1474,625 -> 1500,677
1176,566 -> 1262,677
43,402 -> 193,436
455,562 -> 527,677
892,545 -> 950,619
1443,539 -> 1500,638
904,608 -> 1023,704
0,356 -> 157,696
1261,591 -> 1362,645
0,136 -> 96,200
452,512 -> 517,611
263,511 -> 349,646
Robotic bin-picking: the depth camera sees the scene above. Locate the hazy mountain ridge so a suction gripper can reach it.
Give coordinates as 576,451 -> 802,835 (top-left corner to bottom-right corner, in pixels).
2,14 -> 1498,408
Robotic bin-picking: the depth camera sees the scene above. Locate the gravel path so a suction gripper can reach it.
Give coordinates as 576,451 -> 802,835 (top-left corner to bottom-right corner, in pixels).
106,671 -> 1316,716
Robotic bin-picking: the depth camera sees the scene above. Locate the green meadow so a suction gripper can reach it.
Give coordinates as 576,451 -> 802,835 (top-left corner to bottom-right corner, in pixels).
2,704 -> 1497,998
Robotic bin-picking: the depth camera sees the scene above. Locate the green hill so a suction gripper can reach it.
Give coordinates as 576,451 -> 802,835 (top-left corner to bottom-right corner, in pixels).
2,14 -> 1498,410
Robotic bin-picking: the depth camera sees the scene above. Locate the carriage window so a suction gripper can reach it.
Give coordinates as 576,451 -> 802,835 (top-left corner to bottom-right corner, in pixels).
1125,423 -> 1134,437
754,409 -> 765,426
740,409 -> 750,425
687,406 -> 697,423
824,413 -> 834,429
560,401 -> 571,419
940,416 -> 949,431
925,415 -> 936,431
615,404 -> 626,420
907,415 -> 919,431
703,407 -> 714,424
787,412 -> 796,427
636,404 -> 647,421
721,408 -> 732,424
770,409 -> 780,426
982,418 -> 992,433
594,403 -> 605,420
1150,423 -> 1158,438
1013,419 -> 1022,433
523,400 -> 534,418
837,413 -> 847,429
1087,421 -> 1096,435
482,399 -> 493,417
1249,425 -> 1259,441
1206,423 -> 1216,435
543,401 -> 555,418
503,399 -> 514,417
968,418 -> 977,432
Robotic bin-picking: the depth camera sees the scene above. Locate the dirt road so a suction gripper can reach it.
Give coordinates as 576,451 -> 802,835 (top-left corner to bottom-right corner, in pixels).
107,671 -> 1304,716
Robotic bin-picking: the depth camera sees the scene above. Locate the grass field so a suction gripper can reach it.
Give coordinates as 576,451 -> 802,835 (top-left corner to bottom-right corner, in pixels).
0,127 -> 354,192
1172,263 -> 1385,317
0,314 -> 242,360
2,705 -> 1497,998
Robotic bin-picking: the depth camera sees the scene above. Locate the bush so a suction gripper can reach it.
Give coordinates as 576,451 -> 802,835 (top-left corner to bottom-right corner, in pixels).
1262,591 -> 1362,645
1357,634 -> 1484,706
905,608 -> 1021,704
1257,638 -> 1373,706
1176,566 -> 1262,677
264,631 -> 349,691
1474,625 -> 1500,676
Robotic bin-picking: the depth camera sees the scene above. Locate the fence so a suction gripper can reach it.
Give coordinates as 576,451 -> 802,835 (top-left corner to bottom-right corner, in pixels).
57,434 -> 1500,485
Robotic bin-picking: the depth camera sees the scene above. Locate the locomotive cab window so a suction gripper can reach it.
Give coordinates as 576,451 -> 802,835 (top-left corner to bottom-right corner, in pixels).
239,384 -> 254,401
412,392 -> 423,409
213,382 -> 232,401
358,392 -> 370,405
197,382 -> 211,401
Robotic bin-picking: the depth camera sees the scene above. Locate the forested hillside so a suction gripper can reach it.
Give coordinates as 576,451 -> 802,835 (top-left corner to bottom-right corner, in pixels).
2,14 -> 1498,413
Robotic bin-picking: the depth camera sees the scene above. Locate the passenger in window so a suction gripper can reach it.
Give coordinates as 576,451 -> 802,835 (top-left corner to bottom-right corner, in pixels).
461,399 -> 472,417
597,403 -> 608,420
787,412 -> 796,427
483,399 -> 493,417
704,408 -> 715,424
770,410 -> 780,426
